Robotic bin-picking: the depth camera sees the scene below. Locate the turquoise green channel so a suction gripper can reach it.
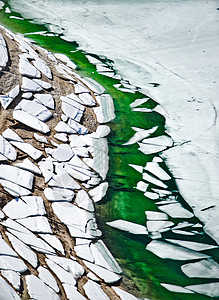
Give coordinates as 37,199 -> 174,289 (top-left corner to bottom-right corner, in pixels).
0,5 -> 218,300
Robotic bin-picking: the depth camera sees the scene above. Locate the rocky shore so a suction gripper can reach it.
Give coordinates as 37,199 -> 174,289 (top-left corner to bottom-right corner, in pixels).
0,25 -> 142,300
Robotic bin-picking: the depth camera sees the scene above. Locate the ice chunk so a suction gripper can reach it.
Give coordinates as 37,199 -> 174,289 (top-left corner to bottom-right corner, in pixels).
129,164 -> 143,173
141,135 -> 173,147
19,58 -> 41,78
185,282 -> 219,298
2,219 -> 55,255
83,280 -> 110,300
145,211 -> 168,220
44,187 -> 70,202
93,94 -> 115,123
63,284 -> 86,300
74,83 -> 89,94
138,143 -> 168,155
21,77 -> 43,92
38,266 -> 59,292
0,85 -> 20,109
26,275 -> 59,300
181,259 -> 219,278
54,133 -> 68,142
34,133 -> 49,144
13,109 -> 50,133
55,121 -> 75,134
166,239 -> 218,251
0,255 -> 27,273
0,277 -> 21,300
80,77 -> 105,94
0,236 -> 18,257
54,53 -> 77,69
49,170 -> 81,190
142,172 -> 167,189
146,220 -> 174,232
107,220 -> 148,235
146,240 -> 210,260
39,234 -> 65,254
88,182 -> 108,202
135,181 -> 149,192
75,190 -> 94,212
3,196 -> 45,219
79,92 -> 96,106
7,232 -> 38,268
90,240 -> 122,274
145,162 -> 171,181
161,283 -> 194,294
16,99 -> 52,122
62,101 -> 84,122
75,244 -> 94,262
0,179 -> 31,197
130,97 -> 149,108
3,128 -> 43,160
0,33 -> 8,68
34,94 -> 55,109
16,216 -> 52,234
68,118 -> 88,135
0,165 -> 33,190
51,144 -> 74,162
32,58 -> 52,79
159,203 -> 194,218
123,126 -> 158,146
83,261 -> 121,283
1,270 -> 20,291
33,79 -> 52,90
113,287 -> 142,300
15,158 -> 41,175
0,135 -> 17,161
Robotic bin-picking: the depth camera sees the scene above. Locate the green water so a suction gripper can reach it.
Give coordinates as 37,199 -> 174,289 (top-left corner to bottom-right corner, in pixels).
0,5 -> 218,300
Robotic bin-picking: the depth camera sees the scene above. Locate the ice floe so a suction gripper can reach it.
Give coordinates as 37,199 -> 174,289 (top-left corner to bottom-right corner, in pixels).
1,270 -> 20,291
161,283 -> 194,294
146,240 -> 210,260
38,266 -> 59,293
3,128 -> 43,160
75,190 -> 94,212
165,239 -> 218,251
16,216 -> 52,234
83,280 -> 110,300
54,53 -> 77,69
0,254 -> 27,273
0,135 -> 17,161
80,77 -> 105,94
13,109 -> 50,133
88,182 -> 108,202
26,275 -> 59,300
123,126 -> 158,146
0,85 -> 20,109
185,282 -> 219,298
63,284 -> 86,300
32,58 -> 52,79
74,83 -> 89,94
7,232 -> 38,268
146,221 -> 174,233
34,93 -> 55,109
21,77 -> 43,92
113,287 -> 142,300
0,33 -> 8,68
54,133 -> 68,142
0,165 -> 34,190
107,220 -> 148,235
144,162 -> 171,181
51,143 -> 74,162
68,118 -> 88,135
15,158 -> 41,175
145,211 -> 168,220
93,94 -> 115,123
142,172 -> 167,189
83,261 -> 121,283
16,99 -> 52,122
3,196 -> 45,219
159,203 -> 194,218
135,181 -> 149,192
19,58 -> 41,78
39,234 -> 65,254
0,276 -> 21,300
34,133 -> 49,144
130,97 -> 149,108
55,121 -> 75,134
181,259 -> 219,278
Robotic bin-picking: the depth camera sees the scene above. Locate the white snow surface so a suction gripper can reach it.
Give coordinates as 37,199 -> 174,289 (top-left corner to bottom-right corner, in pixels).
8,0 -> 219,243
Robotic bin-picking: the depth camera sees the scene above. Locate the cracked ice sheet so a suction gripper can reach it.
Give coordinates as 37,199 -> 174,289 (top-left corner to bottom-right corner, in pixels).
9,0 -> 219,244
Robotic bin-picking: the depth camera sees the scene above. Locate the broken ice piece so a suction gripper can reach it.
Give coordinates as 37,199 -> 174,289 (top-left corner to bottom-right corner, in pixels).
130,97 -> 149,108
161,283 -> 194,294
0,165 -> 33,190
19,58 -> 41,78
83,280 -> 110,300
144,191 -> 159,200
145,211 -> 168,220
13,109 -> 50,133
16,99 -> 52,122
34,94 -> 55,109
33,133 -> 49,144
0,134 -> 17,161
181,259 -> 219,278
15,158 -> 41,175
144,162 -> 171,181
89,182 -> 108,203
0,85 -> 20,109
107,220 -> 148,235
146,240 -> 210,260
123,126 -> 158,146
135,181 -> 149,192
51,144 -> 74,162
159,203 -> 194,218
143,172 -> 167,189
